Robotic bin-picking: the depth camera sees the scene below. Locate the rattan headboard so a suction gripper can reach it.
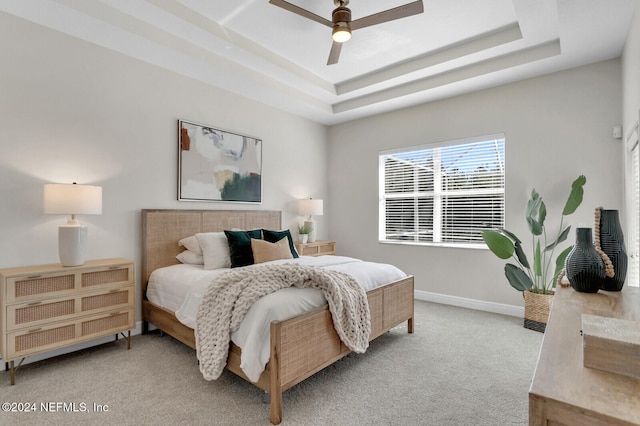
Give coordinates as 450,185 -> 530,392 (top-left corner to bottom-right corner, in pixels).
140,209 -> 281,296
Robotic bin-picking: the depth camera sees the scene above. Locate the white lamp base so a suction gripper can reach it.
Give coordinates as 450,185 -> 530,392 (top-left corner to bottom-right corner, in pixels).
305,219 -> 317,243
58,225 -> 88,266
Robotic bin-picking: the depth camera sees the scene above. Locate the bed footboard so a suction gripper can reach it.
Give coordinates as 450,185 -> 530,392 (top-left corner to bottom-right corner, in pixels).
266,275 -> 414,424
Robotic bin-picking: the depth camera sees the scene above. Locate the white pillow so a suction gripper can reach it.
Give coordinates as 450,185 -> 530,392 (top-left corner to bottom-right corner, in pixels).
196,232 -> 231,270
178,235 -> 202,255
176,250 -> 204,265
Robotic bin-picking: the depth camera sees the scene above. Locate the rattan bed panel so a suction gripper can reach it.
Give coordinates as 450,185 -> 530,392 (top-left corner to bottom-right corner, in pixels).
244,210 -> 282,230
383,277 -> 415,329
277,307 -> 344,387
141,209 -> 281,288
367,288 -> 384,337
201,211 -> 244,232
142,211 -> 202,286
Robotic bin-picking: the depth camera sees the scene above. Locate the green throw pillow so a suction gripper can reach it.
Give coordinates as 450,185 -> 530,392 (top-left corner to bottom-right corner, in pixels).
224,229 -> 262,268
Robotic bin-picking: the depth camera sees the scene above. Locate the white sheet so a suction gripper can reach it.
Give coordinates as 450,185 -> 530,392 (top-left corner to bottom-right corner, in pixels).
147,255 -> 407,382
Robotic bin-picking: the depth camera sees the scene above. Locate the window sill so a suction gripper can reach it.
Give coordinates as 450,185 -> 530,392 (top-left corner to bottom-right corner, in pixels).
378,240 -> 489,250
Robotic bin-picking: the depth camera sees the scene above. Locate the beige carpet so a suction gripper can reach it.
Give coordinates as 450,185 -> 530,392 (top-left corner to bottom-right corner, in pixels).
0,301 -> 542,425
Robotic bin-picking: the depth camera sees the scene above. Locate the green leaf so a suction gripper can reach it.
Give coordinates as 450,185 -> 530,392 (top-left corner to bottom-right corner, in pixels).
533,240 -> 542,276
552,246 -> 573,287
505,264 -> 534,291
526,193 -> 544,236
501,229 -> 522,244
545,225 -> 571,251
513,240 -> 530,269
562,175 -> 587,215
482,230 -> 515,259
538,200 -> 547,228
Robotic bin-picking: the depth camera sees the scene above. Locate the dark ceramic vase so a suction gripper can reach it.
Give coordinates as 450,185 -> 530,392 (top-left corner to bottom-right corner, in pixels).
565,228 -> 605,293
598,209 -> 627,291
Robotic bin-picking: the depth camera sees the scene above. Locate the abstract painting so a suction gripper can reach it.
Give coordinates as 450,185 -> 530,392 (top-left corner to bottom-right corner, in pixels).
178,120 -> 262,203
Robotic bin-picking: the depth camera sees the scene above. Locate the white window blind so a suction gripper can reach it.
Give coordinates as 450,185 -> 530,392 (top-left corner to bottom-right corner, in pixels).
379,134 -> 505,246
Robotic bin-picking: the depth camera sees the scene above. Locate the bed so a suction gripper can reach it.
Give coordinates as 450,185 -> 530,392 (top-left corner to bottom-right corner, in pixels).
141,209 -> 414,424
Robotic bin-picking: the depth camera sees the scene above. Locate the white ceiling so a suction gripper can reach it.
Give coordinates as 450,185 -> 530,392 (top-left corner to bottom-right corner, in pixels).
1,0 -> 637,125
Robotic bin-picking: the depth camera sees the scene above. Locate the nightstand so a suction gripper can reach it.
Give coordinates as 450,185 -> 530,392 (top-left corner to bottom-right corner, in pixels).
294,240 -> 336,256
0,258 -> 135,385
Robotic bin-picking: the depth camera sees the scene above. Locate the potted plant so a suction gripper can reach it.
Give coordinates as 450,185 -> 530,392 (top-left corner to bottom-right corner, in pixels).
482,175 -> 586,332
297,223 -> 311,244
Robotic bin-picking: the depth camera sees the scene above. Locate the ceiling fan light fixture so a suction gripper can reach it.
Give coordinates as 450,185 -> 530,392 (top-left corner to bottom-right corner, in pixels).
332,23 -> 351,43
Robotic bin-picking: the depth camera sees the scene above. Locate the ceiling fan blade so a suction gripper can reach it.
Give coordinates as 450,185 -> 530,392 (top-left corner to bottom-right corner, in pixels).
269,0 -> 333,27
350,0 -> 424,31
327,41 -> 342,65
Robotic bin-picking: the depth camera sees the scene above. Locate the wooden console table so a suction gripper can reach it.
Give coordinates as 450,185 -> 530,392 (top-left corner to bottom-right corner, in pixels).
529,285 -> 640,425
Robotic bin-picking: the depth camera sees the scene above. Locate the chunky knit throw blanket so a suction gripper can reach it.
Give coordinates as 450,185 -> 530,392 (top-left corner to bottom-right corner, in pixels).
195,263 -> 371,381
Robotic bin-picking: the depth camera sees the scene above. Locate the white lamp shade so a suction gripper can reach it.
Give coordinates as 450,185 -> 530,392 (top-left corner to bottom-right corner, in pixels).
44,183 -> 102,215
299,199 -> 323,216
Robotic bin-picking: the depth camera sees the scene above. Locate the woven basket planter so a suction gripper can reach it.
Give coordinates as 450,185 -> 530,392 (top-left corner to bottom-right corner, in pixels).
523,290 -> 554,333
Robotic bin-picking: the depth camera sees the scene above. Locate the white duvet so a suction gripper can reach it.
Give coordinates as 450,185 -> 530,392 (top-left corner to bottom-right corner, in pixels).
147,255 -> 407,382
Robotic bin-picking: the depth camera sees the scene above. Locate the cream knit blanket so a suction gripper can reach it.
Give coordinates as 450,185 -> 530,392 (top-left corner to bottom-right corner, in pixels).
195,263 -> 371,381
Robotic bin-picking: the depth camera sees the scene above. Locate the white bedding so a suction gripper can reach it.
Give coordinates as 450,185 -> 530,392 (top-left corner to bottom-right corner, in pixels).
147,255 -> 407,382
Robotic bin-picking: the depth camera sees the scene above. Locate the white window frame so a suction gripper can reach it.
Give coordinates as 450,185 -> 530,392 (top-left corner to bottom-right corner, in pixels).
379,134 -> 505,249
626,114 -> 639,288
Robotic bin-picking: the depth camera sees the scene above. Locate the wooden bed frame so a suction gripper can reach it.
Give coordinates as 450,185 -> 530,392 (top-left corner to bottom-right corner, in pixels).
140,209 -> 414,425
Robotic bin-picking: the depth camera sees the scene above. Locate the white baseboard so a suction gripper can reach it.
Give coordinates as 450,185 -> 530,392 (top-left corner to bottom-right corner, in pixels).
414,290 -> 524,318
1,297 -> 521,372
1,321 -> 144,372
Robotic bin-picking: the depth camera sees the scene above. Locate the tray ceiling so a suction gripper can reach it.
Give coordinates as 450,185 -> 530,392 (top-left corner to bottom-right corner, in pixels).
1,0 -> 636,125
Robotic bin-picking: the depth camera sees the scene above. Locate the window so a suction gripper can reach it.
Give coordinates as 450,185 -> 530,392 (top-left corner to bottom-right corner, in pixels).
379,134 -> 505,247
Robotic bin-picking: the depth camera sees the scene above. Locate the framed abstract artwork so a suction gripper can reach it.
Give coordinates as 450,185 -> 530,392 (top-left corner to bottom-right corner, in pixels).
178,120 -> 262,203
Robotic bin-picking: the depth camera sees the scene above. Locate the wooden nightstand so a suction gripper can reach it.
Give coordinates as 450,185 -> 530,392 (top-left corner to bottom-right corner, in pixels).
294,240 -> 336,256
0,258 -> 135,385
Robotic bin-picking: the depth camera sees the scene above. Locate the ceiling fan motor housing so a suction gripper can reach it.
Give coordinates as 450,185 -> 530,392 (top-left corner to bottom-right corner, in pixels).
332,6 -> 351,24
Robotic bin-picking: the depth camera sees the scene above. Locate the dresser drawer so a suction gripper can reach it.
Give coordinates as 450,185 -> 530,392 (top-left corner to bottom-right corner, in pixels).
6,286 -> 135,331
6,308 -> 135,360
80,265 -> 132,290
6,272 -> 76,303
295,240 -> 336,256
5,262 -> 133,303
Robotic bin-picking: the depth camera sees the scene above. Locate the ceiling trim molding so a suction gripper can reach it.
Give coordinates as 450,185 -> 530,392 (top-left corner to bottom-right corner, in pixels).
336,22 -> 523,95
333,39 -> 561,113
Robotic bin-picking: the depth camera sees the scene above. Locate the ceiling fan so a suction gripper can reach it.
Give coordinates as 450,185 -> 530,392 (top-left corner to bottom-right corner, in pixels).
269,0 -> 424,65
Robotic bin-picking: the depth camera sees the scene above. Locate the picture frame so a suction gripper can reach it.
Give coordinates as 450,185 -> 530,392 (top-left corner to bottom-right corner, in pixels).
178,120 -> 262,203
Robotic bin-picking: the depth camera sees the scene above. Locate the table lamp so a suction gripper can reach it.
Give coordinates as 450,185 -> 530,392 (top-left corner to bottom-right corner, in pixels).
299,198 -> 323,243
44,183 -> 102,266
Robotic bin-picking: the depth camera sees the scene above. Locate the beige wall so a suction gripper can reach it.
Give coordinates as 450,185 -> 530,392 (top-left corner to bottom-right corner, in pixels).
328,59 -> 624,310
622,1 -> 640,256
0,14 -> 328,309
623,1 -> 640,132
